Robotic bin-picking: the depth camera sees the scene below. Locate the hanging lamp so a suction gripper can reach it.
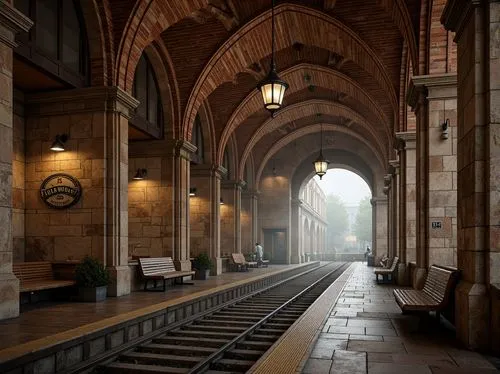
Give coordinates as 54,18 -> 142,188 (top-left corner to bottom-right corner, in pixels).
257,0 -> 288,113
313,124 -> 329,179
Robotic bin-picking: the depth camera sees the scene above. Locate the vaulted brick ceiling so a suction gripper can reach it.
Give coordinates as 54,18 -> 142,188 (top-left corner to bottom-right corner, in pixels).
112,0 -> 421,176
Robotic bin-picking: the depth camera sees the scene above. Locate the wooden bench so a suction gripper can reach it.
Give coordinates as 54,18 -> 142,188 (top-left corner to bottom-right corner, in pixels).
139,257 -> 195,291
393,265 -> 458,320
13,262 -> 76,293
374,256 -> 399,283
260,259 -> 270,268
231,253 -> 257,272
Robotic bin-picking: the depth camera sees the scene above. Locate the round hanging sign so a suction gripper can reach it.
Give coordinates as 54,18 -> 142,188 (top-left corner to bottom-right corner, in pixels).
40,173 -> 82,209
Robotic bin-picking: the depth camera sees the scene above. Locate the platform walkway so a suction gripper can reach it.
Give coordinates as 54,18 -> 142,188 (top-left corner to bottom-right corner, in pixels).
301,263 -> 499,374
0,264 -> 297,352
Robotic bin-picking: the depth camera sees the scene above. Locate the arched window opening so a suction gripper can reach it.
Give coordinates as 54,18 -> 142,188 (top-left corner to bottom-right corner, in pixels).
131,53 -> 163,139
191,115 -> 204,164
222,148 -> 231,180
14,0 -> 89,88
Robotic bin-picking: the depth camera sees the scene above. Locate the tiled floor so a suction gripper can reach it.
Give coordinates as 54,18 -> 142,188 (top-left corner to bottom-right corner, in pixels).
302,263 -> 499,374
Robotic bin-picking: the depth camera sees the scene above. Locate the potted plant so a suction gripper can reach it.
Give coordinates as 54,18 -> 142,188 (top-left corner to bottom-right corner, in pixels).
193,253 -> 212,280
75,256 -> 110,302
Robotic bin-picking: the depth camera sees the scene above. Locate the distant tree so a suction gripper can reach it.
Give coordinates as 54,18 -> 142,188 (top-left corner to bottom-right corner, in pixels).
326,195 -> 349,251
354,196 -> 372,245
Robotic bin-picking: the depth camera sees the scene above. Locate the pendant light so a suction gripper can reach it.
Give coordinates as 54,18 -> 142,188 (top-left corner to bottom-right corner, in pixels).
257,0 -> 288,113
313,124 -> 329,179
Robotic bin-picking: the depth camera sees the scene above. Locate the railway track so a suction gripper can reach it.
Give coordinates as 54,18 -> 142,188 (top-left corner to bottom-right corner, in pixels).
97,262 -> 349,374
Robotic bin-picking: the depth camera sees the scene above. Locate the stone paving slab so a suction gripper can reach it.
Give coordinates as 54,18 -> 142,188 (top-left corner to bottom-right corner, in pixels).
301,263 -> 499,374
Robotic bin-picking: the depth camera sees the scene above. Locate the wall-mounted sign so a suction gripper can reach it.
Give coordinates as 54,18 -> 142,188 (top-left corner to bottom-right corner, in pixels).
40,173 -> 82,209
431,221 -> 442,229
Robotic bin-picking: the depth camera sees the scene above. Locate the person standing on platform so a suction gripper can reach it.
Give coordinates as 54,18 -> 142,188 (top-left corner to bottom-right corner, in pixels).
255,242 -> 263,267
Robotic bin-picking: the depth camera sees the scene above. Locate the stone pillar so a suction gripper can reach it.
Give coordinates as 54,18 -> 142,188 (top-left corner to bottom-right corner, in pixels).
221,180 -> 242,256
371,197 -> 388,260
241,189 -> 258,254
396,132 -> 417,285
0,2 -> 32,320
25,87 -> 138,297
190,164 -> 224,274
171,141 -> 196,272
290,198 -> 302,264
396,132 -> 417,264
442,0 -> 499,351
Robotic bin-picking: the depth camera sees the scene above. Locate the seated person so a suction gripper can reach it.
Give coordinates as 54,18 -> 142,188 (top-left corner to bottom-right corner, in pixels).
379,253 -> 389,268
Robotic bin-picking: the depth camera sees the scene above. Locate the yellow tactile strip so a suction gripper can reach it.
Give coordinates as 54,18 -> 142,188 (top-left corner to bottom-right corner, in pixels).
0,263 -> 313,364
248,263 -> 355,374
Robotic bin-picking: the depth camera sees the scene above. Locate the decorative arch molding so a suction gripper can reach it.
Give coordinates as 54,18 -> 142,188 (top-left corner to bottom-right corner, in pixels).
141,41 -> 180,138
237,99 -> 386,178
115,0 -> 209,90
182,4 -> 398,140
80,0 -> 114,86
219,63 -> 391,165
196,100 -> 217,164
222,133 -> 239,180
255,123 -> 385,188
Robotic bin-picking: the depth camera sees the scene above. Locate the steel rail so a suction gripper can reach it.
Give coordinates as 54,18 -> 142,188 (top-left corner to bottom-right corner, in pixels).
187,262 -> 349,373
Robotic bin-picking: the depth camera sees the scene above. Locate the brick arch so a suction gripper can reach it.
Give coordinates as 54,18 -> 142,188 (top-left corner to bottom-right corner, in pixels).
115,0 -> 209,91
195,100 -> 217,164
219,63 -> 390,166
255,124 -> 385,188
80,0 -> 114,86
141,41 -> 182,138
182,4 -> 398,141
237,99 -> 386,181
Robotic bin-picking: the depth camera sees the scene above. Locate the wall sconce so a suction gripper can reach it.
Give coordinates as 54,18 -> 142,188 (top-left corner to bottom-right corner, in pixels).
189,187 -> 197,197
50,134 -> 68,152
133,168 -> 147,180
441,118 -> 449,140
220,198 -> 224,205
272,166 -> 277,176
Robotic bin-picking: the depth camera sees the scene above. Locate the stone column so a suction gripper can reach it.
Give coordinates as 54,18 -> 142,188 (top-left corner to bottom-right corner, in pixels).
0,2 -> 32,320
221,180 -> 242,255
442,0 -> 499,351
241,189 -> 258,254
25,87 -> 138,297
384,173 -> 395,259
190,164 -> 224,274
396,132 -> 417,264
172,141 -> 197,272
290,198 -> 302,264
390,160 -> 400,262
371,196 -> 388,260
396,132 -> 417,285
408,74 -> 458,288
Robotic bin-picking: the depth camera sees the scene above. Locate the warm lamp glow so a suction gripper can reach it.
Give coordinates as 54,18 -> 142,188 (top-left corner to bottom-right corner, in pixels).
50,134 -> 68,152
313,151 -> 329,180
258,70 -> 288,112
133,168 -> 147,180
189,187 -> 197,197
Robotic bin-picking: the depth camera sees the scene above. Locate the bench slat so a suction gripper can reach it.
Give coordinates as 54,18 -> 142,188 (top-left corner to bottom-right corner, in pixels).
138,257 -> 194,290
13,262 -> 76,293
393,265 -> 456,313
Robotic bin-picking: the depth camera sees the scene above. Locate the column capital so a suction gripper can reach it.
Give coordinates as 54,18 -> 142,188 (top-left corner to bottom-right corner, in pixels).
242,189 -> 260,199
191,163 -> 226,178
371,196 -> 388,205
441,0 -> 483,40
173,140 -> 197,160
221,179 -> 245,190
0,2 -> 32,48
291,198 -> 303,207
25,86 -> 139,118
407,74 -> 457,108
388,160 -> 400,176
395,131 -> 416,150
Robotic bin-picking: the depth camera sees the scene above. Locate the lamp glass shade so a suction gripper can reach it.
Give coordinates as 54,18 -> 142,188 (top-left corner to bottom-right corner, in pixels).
313,152 -> 329,179
189,188 -> 197,197
133,169 -> 146,180
50,138 -> 65,152
258,70 -> 288,112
